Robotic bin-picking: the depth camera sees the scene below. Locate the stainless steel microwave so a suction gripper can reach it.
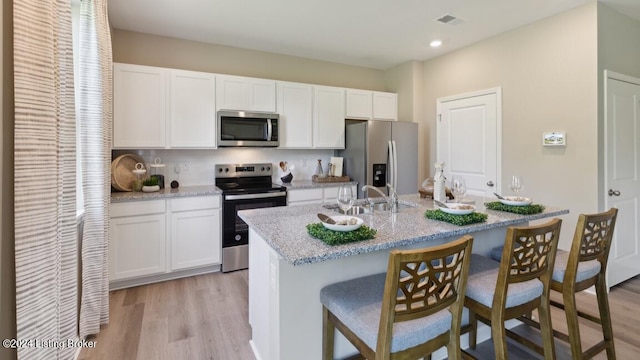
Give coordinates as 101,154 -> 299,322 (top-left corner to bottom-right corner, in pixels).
217,110 -> 279,147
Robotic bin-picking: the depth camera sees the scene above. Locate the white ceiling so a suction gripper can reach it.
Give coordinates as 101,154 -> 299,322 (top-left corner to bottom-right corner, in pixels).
108,0 -> 640,70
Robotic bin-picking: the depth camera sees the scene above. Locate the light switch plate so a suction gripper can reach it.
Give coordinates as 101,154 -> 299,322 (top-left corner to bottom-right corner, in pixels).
542,132 -> 566,147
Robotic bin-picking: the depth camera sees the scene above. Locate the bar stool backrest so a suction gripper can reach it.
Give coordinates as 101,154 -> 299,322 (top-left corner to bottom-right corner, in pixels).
569,208 -> 618,282
377,235 -> 473,354
496,219 -> 562,307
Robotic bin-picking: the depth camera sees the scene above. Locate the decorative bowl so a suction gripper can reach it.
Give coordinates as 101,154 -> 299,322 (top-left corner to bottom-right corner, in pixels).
321,216 -> 364,232
281,172 -> 293,183
438,203 -> 476,215
499,196 -> 532,206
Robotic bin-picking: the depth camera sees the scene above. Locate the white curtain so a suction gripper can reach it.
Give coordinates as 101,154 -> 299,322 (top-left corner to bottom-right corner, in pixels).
78,0 -> 112,338
13,0 -> 78,359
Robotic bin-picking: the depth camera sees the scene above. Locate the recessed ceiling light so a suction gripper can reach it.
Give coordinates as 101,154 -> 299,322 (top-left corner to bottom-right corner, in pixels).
430,40 -> 442,48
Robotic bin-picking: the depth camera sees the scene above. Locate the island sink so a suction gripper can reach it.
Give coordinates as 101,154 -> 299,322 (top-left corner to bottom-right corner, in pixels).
323,200 -> 417,215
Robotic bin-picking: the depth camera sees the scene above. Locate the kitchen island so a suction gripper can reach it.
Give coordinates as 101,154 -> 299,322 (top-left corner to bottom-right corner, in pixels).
239,194 -> 569,360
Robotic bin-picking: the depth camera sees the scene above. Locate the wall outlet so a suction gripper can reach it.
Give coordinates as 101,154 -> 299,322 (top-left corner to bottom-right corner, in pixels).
174,162 -> 189,173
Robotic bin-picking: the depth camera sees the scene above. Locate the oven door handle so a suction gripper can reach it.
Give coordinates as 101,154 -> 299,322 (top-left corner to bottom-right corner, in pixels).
225,191 -> 287,201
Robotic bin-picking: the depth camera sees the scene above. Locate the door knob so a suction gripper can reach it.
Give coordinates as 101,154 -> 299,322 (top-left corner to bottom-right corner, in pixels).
608,189 -> 621,196
487,181 -> 494,187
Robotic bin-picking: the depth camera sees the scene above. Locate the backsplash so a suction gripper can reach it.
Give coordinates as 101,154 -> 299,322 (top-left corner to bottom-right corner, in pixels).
112,148 -> 336,188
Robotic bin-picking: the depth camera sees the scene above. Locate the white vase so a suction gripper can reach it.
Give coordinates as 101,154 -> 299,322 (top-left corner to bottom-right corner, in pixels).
142,185 -> 160,193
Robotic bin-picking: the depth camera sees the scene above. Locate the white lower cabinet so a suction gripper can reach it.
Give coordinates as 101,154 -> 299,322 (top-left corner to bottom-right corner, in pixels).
287,188 -> 324,206
110,200 -> 167,281
170,196 -> 221,270
287,185 -> 357,206
109,195 -> 222,289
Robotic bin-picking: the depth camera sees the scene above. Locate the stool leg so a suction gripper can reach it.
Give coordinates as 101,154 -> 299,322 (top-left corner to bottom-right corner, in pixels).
596,277 -> 616,359
468,310 -> 478,349
538,294 -> 557,360
563,289 -> 583,359
323,306 -> 335,360
491,311 -> 507,360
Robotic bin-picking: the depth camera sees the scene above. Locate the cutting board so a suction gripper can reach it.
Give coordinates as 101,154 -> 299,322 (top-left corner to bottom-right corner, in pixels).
330,157 -> 343,177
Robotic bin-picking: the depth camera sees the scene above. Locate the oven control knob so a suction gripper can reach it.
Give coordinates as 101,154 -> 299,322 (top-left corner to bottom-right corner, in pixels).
235,235 -> 242,241
218,168 -> 223,173
266,166 -> 271,171
261,167 -> 265,171
224,168 -> 229,173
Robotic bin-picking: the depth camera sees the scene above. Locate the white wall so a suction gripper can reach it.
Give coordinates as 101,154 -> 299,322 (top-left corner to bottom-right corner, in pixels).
385,61 -> 427,182
112,29 -> 387,91
421,3 -> 599,248
113,148 -> 336,187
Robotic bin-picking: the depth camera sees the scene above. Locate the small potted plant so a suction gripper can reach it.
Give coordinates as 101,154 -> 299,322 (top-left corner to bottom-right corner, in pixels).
142,176 -> 160,193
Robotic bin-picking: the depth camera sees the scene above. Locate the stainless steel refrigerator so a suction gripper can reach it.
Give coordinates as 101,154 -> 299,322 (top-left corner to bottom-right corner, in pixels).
337,120 -> 419,199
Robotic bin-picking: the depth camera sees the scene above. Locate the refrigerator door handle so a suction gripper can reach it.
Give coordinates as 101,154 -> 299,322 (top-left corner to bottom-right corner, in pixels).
392,140 -> 398,190
388,140 -> 394,192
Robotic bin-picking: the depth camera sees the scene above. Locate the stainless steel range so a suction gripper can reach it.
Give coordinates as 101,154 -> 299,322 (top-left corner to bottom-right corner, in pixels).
216,163 -> 287,272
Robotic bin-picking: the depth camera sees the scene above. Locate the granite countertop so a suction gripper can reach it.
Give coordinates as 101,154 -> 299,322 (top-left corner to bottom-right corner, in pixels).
238,194 -> 569,266
110,180 -> 356,202
110,185 -> 221,202
278,179 -> 358,189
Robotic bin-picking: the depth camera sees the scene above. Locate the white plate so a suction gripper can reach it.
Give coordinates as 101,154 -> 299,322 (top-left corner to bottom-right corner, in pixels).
321,216 -> 364,232
499,196 -> 533,206
438,203 -> 476,215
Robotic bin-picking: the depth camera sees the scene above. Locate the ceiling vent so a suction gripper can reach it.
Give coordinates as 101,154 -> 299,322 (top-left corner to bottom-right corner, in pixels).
436,14 -> 465,26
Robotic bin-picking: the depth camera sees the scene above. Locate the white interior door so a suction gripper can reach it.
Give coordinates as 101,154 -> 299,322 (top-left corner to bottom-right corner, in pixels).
437,88 -> 500,198
605,71 -> 640,288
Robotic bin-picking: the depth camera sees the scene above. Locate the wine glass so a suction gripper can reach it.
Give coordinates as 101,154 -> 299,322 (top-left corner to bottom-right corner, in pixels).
510,175 -> 524,195
337,185 -> 354,214
451,177 -> 467,202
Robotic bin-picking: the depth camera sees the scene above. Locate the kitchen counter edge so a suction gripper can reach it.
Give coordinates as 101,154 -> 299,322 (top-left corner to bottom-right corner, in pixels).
110,185 -> 222,202
239,194 -> 570,267
278,180 -> 358,189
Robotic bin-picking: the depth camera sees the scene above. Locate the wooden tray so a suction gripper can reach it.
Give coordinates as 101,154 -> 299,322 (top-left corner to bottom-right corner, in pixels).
111,154 -> 146,191
419,187 -> 454,199
312,175 -> 350,183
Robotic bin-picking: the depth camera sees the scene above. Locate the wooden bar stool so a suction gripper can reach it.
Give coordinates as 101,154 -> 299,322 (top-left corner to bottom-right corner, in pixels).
320,235 -> 473,360
461,218 -> 562,360
515,208 -> 619,359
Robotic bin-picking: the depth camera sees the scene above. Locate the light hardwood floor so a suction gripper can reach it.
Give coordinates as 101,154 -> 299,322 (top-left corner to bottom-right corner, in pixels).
79,270 -> 640,360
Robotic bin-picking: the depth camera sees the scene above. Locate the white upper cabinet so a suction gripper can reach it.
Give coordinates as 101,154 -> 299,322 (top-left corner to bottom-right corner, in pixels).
169,70 -> 216,148
112,63 -> 397,149
113,63 -> 167,148
313,86 -> 345,149
373,91 -> 398,120
345,89 -> 373,119
277,81 -> 313,148
345,89 -> 398,121
216,74 -> 276,112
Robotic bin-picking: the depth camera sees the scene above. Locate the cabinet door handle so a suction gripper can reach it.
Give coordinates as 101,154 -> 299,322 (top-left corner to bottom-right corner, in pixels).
608,189 -> 621,196
487,181 -> 494,187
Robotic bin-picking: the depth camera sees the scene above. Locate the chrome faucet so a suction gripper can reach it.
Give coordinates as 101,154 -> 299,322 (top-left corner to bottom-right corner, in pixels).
361,184 -> 399,213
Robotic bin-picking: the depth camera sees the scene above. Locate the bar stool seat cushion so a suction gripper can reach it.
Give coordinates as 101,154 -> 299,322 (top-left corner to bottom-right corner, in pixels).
320,272 -> 452,353
551,249 -> 601,283
490,247 -> 601,284
466,254 -> 543,308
